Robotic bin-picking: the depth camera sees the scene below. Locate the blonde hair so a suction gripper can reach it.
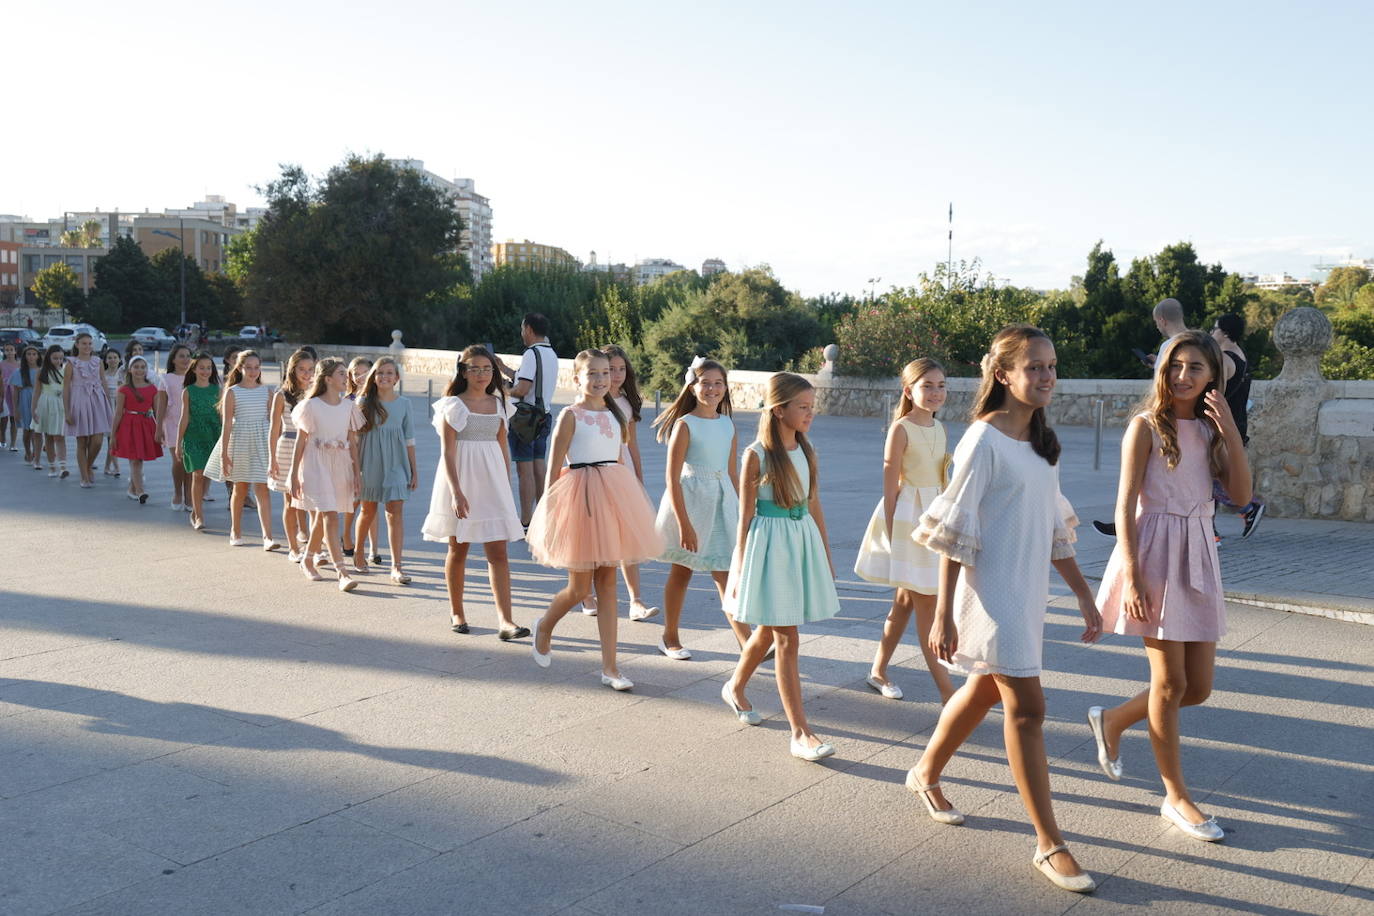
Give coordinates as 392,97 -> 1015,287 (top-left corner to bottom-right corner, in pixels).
308,357 -> 348,400
652,358 -> 732,442
573,348 -> 627,440
895,357 -> 945,422
357,356 -> 401,433
346,356 -> 373,397
971,325 -> 1060,465
756,372 -> 817,510
1144,330 -> 1228,477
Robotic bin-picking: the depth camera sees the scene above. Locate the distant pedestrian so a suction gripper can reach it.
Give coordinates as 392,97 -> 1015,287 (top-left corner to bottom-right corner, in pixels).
64,332 -> 111,489
910,325 -> 1101,894
110,356 -> 163,504
354,357 -> 417,582
205,350 -> 278,550
1212,313 -> 1264,537
854,357 -> 957,703
174,353 -> 222,531
421,346 -> 529,638
289,357 -> 364,591
155,344 -> 194,511
31,345 -> 69,477
101,348 -> 123,478
269,349 -> 316,560
527,348 -> 663,690
1088,330 -> 1250,844
501,313 -> 557,526
343,356 -> 378,562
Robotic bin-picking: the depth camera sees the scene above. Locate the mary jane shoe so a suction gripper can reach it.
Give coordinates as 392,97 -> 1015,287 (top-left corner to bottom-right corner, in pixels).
600,672 -> 633,691
789,736 -> 835,762
1161,800 -> 1224,841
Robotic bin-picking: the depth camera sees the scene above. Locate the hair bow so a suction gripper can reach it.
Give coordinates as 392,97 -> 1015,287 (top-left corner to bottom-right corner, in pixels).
684,355 -> 707,385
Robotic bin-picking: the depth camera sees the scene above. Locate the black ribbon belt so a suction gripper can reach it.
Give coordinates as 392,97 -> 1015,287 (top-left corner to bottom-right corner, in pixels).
568,460 -> 616,514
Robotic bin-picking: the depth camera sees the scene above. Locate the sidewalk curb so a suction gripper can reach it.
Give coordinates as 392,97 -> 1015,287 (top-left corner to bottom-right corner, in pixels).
1223,591 -> 1374,626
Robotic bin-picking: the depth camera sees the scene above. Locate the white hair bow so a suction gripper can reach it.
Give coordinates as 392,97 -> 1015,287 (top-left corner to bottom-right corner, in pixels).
684,355 -> 707,385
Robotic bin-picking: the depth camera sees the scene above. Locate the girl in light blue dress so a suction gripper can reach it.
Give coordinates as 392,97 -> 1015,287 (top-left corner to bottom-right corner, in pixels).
722,372 -> 841,762
354,357 -> 417,582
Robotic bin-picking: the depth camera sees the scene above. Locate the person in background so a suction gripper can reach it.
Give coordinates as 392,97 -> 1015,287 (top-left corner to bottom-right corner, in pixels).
1211,313 -> 1264,538
500,313 -> 558,526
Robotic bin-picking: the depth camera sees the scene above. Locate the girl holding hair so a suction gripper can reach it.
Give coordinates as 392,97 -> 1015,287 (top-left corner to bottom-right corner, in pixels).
343,356 -> 379,561
13,346 -> 41,466
269,348 -> 316,559
290,357 -> 365,591
31,345 -> 68,477
651,356 -> 751,660
155,344 -> 194,510
909,325 -> 1101,894
422,346 -> 529,637
854,358 -> 957,703
721,373 -> 841,760
528,348 -> 663,689
354,357 -> 417,581
1087,330 -> 1249,843
205,350 -> 278,549
64,332 -> 111,488
110,355 -> 163,503
101,347 -> 123,478
175,353 -> 222,530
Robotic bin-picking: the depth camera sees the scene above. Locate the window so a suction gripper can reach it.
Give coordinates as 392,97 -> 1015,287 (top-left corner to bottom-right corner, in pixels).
67,256 -> 84,273
43,255 -> 61,269
23,254 -> 41,273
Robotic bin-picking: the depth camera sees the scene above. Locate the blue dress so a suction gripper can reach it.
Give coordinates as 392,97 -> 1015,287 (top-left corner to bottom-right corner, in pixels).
655,413 -> 739,571
358,395 -> 415,503
727,442 -> 841,626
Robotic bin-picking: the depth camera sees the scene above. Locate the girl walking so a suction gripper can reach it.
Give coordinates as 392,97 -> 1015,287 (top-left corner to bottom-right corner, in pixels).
854,358 -> 957,703
155,344 -> 194,511
110,356 -> 163,503
721,373 -> 841,760
650,356 -> 747,660
908,325 -> 1101,894
175,353 -> 222,530
1087,330 -> 1249,843
422,346 -> 530,638
205,350 -> 278,548
289,358 -> 365,591
528,348 -> 663,689
63,332 -> 111,488
343,356 -> 379,561
13,346 -> 41,466
269,348 -> 316,559
354,357 -> 417,581
101,348 -> 123,478
31,345 -> 68,477
0,343 -> 17,451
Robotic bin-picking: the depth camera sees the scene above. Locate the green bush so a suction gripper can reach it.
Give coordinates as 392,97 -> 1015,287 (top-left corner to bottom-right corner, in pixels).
832,303 -> 948,377
1321,335 -> 1374,380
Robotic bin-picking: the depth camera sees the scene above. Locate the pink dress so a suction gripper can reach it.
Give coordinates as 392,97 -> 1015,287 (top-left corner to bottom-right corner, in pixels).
158,372 -> 185,446
1098,417 -> 1226,642
65,356 -> 112,436
291,397 -> 363,513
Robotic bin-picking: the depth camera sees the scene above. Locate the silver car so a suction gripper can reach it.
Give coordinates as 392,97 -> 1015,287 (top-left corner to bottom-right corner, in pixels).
41,323 -> 108,354
132,327 -> 177,351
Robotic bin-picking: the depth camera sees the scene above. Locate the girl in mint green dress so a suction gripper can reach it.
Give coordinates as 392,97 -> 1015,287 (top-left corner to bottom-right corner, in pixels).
721,373 -> 841,763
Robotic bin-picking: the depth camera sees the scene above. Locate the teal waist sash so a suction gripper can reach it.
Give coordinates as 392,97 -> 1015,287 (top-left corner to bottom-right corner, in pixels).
754,499 -> 809,520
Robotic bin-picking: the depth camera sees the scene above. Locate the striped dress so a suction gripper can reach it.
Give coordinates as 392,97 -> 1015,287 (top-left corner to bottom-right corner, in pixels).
205,384 -> 272,484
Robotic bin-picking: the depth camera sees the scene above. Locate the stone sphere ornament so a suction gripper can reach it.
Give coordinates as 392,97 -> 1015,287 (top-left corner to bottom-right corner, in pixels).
1273,307 -> 1332,382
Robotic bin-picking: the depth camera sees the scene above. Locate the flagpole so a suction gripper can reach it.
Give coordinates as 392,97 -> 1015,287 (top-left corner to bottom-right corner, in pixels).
946,202 -> 953,288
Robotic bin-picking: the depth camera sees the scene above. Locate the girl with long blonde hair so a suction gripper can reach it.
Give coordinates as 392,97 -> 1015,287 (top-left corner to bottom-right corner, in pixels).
269,348 -> 317,560
343,356 -> 379,561
205,349 -> 278,548
354,356 -> 417,581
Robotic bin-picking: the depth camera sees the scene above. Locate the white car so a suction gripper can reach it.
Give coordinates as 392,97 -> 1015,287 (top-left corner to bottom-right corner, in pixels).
239,325 -> 263,340
132,327 -> 177,350
42,323 -> 108,354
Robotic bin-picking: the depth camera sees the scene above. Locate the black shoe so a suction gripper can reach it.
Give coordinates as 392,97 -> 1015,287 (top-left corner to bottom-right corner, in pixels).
342,547 -> 355,558
1241,502 -> 1265,539
451,622 -> 470,635
498,626 -> 531,641
369,553 -> 382,565
1092,520 -> 1117,539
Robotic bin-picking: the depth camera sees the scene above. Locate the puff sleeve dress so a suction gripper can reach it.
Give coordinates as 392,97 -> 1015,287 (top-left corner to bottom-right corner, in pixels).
421,396 -> 525,544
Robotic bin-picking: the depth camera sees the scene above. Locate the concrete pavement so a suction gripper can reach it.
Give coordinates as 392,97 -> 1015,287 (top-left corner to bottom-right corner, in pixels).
1,394 -> 1372,915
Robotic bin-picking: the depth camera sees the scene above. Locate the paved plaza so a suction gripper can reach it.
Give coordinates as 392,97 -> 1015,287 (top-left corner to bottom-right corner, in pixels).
2,392 -> 1372,915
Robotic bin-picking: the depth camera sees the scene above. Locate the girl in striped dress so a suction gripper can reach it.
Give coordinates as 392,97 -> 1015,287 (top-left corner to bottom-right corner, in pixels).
206,350 -> 279,549
269,349 -> 316,560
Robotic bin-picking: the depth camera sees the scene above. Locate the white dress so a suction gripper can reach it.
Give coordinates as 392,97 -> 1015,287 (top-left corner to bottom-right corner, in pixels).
421,396 -> 524,544
914,421 -> 1079,678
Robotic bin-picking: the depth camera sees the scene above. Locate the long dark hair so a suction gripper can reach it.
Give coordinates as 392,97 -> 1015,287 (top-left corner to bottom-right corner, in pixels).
39,345 -> 66,385
971,324 -> 1061,465
165,343 -> 193,376
444,345 -> 508,415
601,344 -> 643,422
18,346 -> 41,387
280,348 -> 315,408
1144,330 -> 1228,477
183,352 -> 221,388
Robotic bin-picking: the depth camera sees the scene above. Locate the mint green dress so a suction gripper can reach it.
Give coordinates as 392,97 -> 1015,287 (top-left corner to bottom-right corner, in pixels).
727,442 -> 841,626
655,413 -> 739,571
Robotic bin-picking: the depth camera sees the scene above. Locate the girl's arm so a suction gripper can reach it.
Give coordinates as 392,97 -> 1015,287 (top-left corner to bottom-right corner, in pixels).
110,390 -> 126,441
930,557 -> 962,663
1051,556 -> 1103,643
220,389 -> 237,474
441,422 -> 466,517
154,388 -> 168,445
808,459 -> 836,577
727,430 -> 740,495
30,378 -> 41,414
1204,389 -> 1252,507
288,422 -> 308,497
664,422 -> 694,549
732,448 -> 760,583
403,399 -> 418,490
880,421 -> 908,538
267,393 -> 285,478
543,411 -> 576,492
626,416 -> 643,481
1115,416 -> 1154,621
175,388 -> 191,455
349,428 -> 362,495
62,362 -> 73,421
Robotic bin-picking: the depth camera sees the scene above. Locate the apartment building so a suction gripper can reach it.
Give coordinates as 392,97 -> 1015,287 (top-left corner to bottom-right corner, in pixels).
492,239 -> 579,269
388,159 -> 494,280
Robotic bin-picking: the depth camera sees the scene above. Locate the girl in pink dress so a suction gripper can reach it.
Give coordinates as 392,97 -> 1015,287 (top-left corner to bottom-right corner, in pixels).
110,356 -> 163,503
63,332 -> 112,488
1088,330 -> 1251,844
527,348 -> 664,691
155,344 -> 194,511
290,357 -> 364,592
101,349 -> 123,478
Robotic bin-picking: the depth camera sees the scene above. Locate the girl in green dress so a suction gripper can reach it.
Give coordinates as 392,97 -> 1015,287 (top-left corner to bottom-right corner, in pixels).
175,353 -> 222,531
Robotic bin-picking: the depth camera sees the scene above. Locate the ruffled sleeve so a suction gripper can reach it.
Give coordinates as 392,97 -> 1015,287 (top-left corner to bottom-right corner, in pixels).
914,430 -> 992,567
1052,488 -> 1078,561
432,396 -> 469,436
290,399 -> 313,435
347,401 -> 364,433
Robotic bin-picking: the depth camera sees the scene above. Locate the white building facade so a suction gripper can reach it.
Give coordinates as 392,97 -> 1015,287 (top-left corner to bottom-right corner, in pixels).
633,257 -> 687,286
388,159 -> 493,280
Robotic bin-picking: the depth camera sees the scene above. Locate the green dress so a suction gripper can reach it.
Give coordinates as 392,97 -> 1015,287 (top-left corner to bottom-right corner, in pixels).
181,383 -> 223,472
358,395 -> 414,502
727,442 -> 841,626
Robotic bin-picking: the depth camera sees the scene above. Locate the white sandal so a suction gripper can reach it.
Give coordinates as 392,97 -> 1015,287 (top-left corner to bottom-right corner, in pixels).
1032,844 -> 1096,893
904,770 -> 964,825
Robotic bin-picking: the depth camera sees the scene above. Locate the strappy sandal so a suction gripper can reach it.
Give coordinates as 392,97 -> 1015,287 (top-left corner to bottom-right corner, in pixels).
389,568 -> 411,585
904,770 -> 965,825
1032,844 -> 1096,893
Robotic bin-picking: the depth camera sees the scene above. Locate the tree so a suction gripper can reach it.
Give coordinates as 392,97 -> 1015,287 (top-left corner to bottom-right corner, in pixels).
60,219 -> 103,248
224,226 -> 255,288
90,236 -> 163,332
32,262 -> 80,320
245,156 -> 468,344
1315,267 -> 1372,310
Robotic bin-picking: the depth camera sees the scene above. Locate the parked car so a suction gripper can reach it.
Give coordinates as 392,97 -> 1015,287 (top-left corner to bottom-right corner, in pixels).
132,327 -> 177,351
237,325 -> 282,344
41,323 -> 107,354
0,328 -> 43,352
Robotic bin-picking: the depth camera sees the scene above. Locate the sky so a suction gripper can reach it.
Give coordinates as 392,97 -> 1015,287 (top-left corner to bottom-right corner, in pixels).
6,0 -> 1372,297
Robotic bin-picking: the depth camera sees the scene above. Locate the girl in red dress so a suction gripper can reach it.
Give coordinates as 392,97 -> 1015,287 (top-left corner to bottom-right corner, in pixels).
111,356 -> 164,503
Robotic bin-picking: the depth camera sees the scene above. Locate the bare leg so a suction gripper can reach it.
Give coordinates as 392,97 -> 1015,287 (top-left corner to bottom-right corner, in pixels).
171,456 -> 189,505
74,436 -> 91,484
770,626 -> 825,747
281,493 -> 299,551
661,564 -> 692,650
727,623 -> 775,713
445,539 -> 470,625
353,502 -> 379,571
343,507 -> 356,551
189,470 -> 206,523
534,569 -> 593,655
483,540 -> 517,629
253,483 -> 273,539
593,565 -> 622,676
83,434 -> 102,482
913,674 -> 1001,809
104,433 -> 118,473
129,458 -> 144,496
871,589 -> 914,685
710,570 -> 755,647
384,500 -> 404,571
368,512 -> 381,558
912,593 -> 957,702
229,481 -> 248,538
516,461 -> 537,524
322,511 -> 348,579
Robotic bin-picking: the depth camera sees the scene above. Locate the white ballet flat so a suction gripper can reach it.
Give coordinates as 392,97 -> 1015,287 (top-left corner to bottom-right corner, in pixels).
628,601 -> 660,621
1033,844 -> 1096,893
580,602 -> 597,616
531,617 -> 551,668
904,770 -> 965,825
228,535 -> 245,547
866,675 -> 903,700
721,682 -> 762,725
658,638 -> 691,661
338,576 -> 358,593
171,502 -> 183,511
600,672 -> 634,691
263,538 -> 281,552
1087,706 -> 1123,781
1160,800 -> 1225,842
789,736 -> 835,762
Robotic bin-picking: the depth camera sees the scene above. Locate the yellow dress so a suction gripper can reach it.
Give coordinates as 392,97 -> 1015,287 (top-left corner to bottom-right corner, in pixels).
853,418 -> 946,594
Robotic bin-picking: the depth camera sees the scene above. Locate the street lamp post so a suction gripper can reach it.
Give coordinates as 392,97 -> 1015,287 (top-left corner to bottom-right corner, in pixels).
151,219 -> 187,327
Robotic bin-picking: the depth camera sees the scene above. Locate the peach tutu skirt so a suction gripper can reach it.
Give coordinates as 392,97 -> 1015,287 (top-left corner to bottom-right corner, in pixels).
526,463 -> 665,570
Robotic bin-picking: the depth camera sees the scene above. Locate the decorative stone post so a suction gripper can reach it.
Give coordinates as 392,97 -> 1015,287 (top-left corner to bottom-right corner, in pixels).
817,343 -> 838,379
389,330 -> 405,358
1248,307 -> 1333,517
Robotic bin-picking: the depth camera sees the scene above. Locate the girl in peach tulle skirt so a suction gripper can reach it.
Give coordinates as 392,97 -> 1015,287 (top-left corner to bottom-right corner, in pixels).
527,348 -> 664,691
